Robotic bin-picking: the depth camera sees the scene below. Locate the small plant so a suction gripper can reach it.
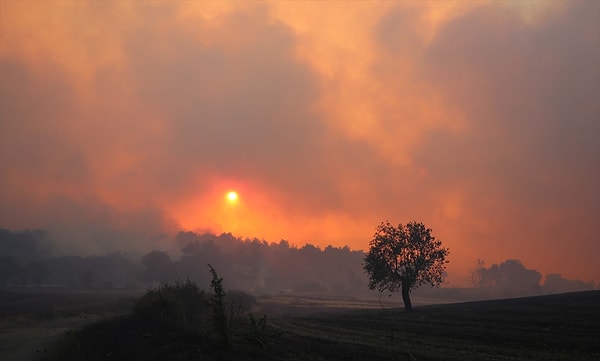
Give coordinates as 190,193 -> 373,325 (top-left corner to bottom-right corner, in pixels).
208,264 -> 229,347
242,314 -> 270,350
207,265 -> 273,351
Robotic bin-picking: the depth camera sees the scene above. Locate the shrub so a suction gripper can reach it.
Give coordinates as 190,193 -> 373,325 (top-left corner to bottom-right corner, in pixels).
133,277 -> 208,332
132,268 -> 272,352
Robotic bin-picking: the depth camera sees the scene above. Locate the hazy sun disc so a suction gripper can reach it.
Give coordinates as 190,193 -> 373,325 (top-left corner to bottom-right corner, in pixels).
226,191 -> 238,202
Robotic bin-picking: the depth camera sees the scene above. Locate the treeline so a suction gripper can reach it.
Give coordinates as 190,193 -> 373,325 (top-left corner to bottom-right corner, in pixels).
0,228 -> 595,298
0,228 -> 141,288
138,231 -> 367,295
467,259 -> 596,298
0,229 -> 367,294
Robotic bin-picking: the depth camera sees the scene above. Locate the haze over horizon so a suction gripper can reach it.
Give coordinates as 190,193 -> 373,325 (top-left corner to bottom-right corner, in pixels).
1,1 -> 598,286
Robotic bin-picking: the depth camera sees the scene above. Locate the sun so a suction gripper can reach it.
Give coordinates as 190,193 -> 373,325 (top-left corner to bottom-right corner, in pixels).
226,191 -> 238,202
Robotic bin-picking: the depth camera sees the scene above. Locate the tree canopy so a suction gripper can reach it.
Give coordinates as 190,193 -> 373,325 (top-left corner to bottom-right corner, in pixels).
363,221 -> 449,312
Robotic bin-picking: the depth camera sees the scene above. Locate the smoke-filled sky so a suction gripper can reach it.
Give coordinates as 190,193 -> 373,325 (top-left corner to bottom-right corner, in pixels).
1,1 -> 598,285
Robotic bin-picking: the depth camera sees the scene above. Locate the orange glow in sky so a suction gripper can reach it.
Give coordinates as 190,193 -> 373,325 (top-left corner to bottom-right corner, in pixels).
0,0 -> 598,286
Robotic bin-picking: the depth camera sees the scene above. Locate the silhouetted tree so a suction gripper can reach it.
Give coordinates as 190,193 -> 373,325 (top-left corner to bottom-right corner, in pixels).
543,273 -> 594,294
472,259 -> 541,297
0,228 -> 51,264
363,221 -> 449,312
180,240 -> 225,286
231,238 -> 266,291
139,250 -> 174,283
470,258 -> 486,287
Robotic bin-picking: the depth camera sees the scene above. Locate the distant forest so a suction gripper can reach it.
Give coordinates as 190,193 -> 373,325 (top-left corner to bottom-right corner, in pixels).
0,228 -> 595,299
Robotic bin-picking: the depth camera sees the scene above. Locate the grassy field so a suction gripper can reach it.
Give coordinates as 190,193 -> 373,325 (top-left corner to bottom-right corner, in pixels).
2,289 -> 598,361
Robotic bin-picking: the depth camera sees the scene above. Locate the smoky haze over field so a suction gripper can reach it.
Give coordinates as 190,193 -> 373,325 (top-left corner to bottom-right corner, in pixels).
0,1 -> 599,287
1,228 -> 595,302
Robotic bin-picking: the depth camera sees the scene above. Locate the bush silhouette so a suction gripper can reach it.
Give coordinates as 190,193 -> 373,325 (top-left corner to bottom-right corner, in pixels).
132,266 -> 272,354
133,277 -> 208,332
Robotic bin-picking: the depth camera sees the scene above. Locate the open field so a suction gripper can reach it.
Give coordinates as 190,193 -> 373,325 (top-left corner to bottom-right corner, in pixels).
268,291 -> 600,360
256,292 -> 459,316
1,289 -> 598,360
0,288 -> 140,361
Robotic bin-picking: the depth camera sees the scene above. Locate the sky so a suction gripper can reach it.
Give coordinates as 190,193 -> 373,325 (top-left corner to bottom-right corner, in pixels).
1,0 -> 598,286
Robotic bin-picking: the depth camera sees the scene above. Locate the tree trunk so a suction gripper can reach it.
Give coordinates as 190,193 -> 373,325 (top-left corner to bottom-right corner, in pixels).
401,284 -> 412,313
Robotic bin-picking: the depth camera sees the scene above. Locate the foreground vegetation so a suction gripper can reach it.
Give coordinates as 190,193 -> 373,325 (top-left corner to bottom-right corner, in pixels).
33,289 -> 598,361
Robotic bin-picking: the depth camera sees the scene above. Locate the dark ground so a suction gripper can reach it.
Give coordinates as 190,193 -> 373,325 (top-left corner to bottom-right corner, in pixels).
1,289 -> 599,361
0,288 -> 138,361
267,291 -> 600,360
